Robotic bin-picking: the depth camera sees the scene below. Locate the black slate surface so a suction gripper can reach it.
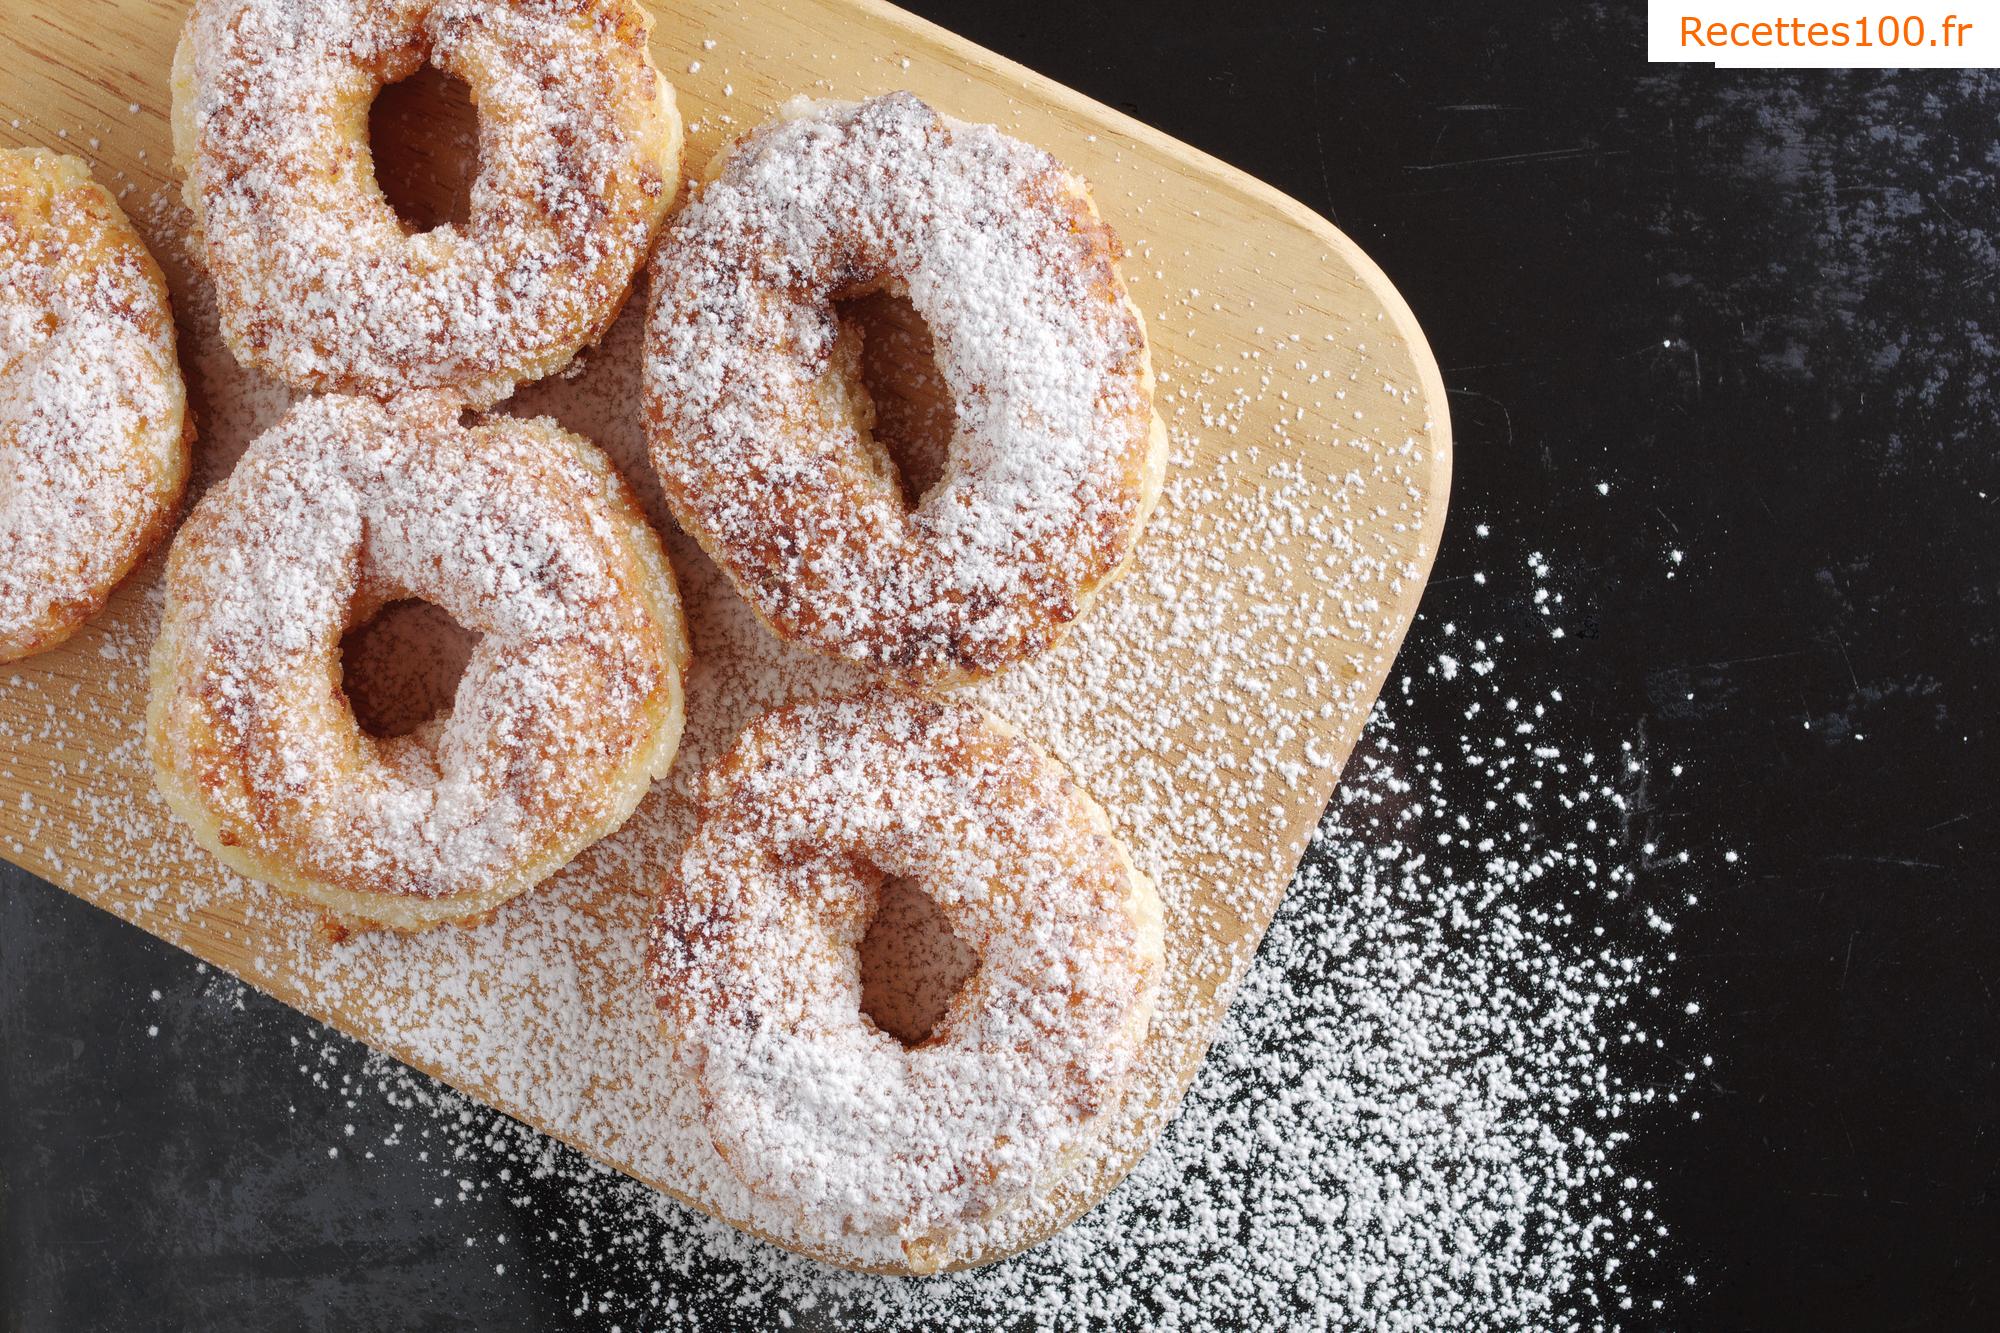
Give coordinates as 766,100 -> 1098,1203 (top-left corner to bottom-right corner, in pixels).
4,2 -> 1997,1328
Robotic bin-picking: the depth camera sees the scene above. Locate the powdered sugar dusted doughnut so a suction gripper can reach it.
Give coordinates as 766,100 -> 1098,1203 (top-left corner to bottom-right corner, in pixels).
171,0 -> 682,406
148,394 -> 689,929
648,688 -> 1164,1272
0,150 -> 192,662
644,94 -> 1167,687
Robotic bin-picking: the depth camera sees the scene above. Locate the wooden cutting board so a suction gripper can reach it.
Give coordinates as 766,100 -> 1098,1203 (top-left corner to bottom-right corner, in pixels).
0,0 -> 1449,1273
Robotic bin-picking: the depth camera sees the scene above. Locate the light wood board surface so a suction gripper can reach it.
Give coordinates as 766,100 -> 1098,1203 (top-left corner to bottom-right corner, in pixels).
0,0 -> 1450,1273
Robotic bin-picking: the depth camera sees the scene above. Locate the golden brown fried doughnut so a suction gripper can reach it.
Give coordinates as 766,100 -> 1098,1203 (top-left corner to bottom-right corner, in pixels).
649,688 -> 1164,1271
172,0 -> 682,406
645,94 -> 1166,687
0,149 -> 191,661
148,394 -> 689,929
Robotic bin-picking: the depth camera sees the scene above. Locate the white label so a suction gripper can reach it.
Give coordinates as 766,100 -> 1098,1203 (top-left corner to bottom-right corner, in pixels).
1648,0 -> 2000,65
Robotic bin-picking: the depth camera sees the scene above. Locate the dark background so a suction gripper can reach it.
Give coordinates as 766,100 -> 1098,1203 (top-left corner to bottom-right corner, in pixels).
5,2 -> 1997,1329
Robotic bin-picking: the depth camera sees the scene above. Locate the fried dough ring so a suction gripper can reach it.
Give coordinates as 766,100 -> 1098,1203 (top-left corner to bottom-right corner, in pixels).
172,0 -> 682,406
148,394 -> 688,929
649,688 -> 1164,1271
0,149 -> 192,661
644,94 -> 1166,687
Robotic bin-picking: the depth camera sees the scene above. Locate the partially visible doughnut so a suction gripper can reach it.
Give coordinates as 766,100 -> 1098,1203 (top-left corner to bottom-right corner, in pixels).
147,394 -> 689,930
171,0 -> 682,406
0,149 -> 191,662
649,688 -> 1165,1272
644,93 -> 1167,687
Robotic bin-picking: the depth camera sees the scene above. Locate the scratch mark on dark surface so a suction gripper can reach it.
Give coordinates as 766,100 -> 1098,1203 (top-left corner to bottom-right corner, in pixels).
1404,146 -> 1628,172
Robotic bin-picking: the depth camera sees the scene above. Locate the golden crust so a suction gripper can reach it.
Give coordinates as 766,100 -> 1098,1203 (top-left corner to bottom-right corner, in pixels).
0,149 -> 193,662
645,94 -> 1165,688
172,0 -> 683,406
147,395 -> 689,930
649,687 -> 1164,1271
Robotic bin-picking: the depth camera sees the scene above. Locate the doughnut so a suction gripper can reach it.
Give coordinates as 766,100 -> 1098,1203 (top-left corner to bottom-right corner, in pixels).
0,149 -> 192,662
171,0 -> 683,406
147,394 -> 689,930
644,94 -> 1167,687
648,688 -> 1164,1271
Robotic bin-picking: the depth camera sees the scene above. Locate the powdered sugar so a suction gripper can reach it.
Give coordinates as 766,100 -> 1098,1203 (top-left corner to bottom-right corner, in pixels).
260,615 -> 1702,1327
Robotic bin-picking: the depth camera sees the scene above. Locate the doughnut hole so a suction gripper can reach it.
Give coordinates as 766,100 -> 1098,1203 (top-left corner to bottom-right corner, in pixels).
338,598 -> 479,741
367,65 -> 480,234
835,289 -> 957,510
858,875 -> 980,1048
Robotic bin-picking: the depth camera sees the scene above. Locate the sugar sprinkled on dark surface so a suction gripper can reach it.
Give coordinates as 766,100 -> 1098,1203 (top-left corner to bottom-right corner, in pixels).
254,593 -> 1706,1329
